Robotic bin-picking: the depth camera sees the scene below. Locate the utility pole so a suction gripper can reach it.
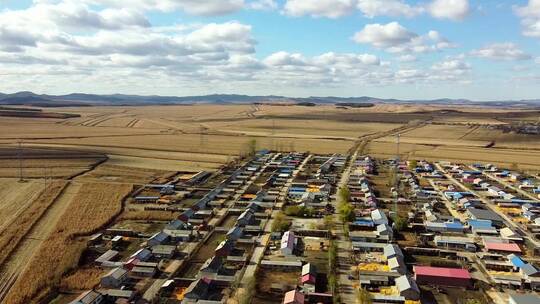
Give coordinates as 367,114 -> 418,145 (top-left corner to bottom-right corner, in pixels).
17,139 -> 23,182
271,119 -> 276,151
394,134 -> 400,217
199,125 -> 206,148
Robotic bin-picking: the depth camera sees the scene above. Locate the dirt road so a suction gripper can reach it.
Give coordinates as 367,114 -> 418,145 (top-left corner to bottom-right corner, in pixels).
0,181 -> 81,303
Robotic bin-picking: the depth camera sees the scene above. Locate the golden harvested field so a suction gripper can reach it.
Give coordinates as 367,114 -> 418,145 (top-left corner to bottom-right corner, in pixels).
5,182 -> 133,304
367,141 -> 540,169
0,180 -> 67,267
399,124 -> 540,149
28,133 -> 354,156
0,147 -> 106,178
205,119 -> 397,139
77,164 -> 173,184
0,178 -> 44,226
59,268 -> 106,291
0,104 -> 538,173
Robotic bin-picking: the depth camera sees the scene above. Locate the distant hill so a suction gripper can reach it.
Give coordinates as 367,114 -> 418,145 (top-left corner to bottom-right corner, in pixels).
0,91 -> 539,108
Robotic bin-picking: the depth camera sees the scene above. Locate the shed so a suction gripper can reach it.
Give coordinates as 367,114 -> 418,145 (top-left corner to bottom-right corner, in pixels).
69,290 -> 103,304
283,290 -> 305,304
384,244 -> 403,259
151,245 -> 176,258
467,208 -> 504,227
148,231 -> 169,247
131,266 -> 156,277
281,231 -> 297,256
101,267 -> 127,288
395,275 -> 420,300
215,239 -> 234,257
371,209 -> 388,225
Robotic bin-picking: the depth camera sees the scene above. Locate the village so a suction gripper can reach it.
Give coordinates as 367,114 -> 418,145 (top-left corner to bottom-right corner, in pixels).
66,149 -> 540,304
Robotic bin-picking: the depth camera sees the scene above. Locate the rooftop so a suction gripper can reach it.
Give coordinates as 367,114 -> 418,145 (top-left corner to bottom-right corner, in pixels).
414,266 -> 471,280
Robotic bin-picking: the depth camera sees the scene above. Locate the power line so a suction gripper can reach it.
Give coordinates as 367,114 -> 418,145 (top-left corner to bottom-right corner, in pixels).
17,140 -> 23,182
394,133 -> 400,217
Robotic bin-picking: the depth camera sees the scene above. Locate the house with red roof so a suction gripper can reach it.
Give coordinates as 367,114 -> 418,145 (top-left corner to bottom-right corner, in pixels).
414,266 -> 472,288
484,241 -> 522,254
300,263 -> 317,292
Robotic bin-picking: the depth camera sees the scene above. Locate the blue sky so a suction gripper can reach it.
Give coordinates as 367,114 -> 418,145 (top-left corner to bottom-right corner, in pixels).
0,0 -> 539,100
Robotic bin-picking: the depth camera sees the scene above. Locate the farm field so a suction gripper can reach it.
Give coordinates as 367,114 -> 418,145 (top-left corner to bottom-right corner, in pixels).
367,141 -> 540,169
397,124 -> 540,149
1,104 -> 538,174
4,182 -> 133,304
0,147 -> 106,178
0,180 -> 67,267
0,178 -> 45,227
205,119 -> 398,140
76,163 -> 173,184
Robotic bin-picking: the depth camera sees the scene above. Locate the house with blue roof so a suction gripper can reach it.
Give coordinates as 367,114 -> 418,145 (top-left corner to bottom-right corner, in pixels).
352,217 -> 374,228
508,254 -> 526,270
468,219 -> 498,235
425,219 -> 464,233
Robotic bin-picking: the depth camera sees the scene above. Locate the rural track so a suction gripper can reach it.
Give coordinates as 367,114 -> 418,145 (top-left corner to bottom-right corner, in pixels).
457,125 -> 480,140
126,118 -> 140,128
0,181 -> 44,234
0,270 -> 18,303
0,181 -> 83,301
142,118 -> 187,133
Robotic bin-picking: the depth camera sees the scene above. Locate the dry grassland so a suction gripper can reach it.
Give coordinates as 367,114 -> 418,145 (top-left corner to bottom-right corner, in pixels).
367,141 -> 540,169
107,154 -> 222,171
0,159 -> 100,178
0,180 -> 67,268
77,164 -> 173,184
5,182 -> 133,304
29,133 -> 353,156
0,178 -> 44,226
205,119 -> 397,140
0,104 -> 538,172
0,117 -> 160,140
401,124 -> 540,149
59,268 -> 106,291
0,147 -> 105,178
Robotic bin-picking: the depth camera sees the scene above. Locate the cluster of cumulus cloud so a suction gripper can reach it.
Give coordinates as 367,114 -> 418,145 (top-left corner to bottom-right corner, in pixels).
0,0 -> 537,94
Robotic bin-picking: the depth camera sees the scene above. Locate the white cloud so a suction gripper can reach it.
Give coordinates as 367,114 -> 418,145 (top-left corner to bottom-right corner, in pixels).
357,0 -> 423,18
283,0 -> 355,18
249,0 -> 278,10
263,51 -> 309,66
431,59 -> 470,71
0,1 -> 259,73
282,0 -> 470,20
314,52 -> 380,66
0,2 -> 150,33
536,57 -> 540,64
253,51 -> 386,87
514,0 -> 540,38
352,22 -> 417,48
352,22 -> 455,54
471,43 -> 531,61
428,0 -> 470,21
83,0 -> 245,16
